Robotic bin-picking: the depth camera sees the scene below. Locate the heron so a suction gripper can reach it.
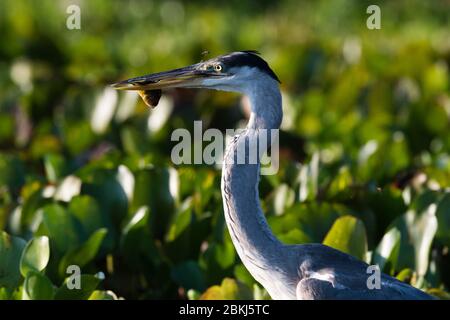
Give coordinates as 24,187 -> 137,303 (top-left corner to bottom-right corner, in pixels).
112,51 -> 433,300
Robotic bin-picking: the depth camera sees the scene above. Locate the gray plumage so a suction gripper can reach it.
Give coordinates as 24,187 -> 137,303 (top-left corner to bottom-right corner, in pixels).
112,51 -> 434,300
218,52 -> 432,300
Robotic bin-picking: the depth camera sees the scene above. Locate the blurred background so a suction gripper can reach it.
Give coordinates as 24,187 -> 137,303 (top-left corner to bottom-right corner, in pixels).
0,0 -> 449,300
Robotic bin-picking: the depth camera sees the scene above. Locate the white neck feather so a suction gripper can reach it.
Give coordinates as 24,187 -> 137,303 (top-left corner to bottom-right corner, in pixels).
221,75 -> 287,294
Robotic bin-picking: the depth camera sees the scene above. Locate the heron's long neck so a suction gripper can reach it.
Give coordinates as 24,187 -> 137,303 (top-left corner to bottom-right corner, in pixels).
221,79 -> 283,284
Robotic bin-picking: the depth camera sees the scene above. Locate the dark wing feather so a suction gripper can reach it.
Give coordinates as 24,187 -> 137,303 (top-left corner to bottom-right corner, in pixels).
295,244 -> 434,300
296,276 -> 434,300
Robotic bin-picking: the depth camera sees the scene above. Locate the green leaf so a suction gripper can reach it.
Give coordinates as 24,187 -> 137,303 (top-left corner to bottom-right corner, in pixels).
411,190 -> 440,213
269,203 -> 347,243
54,274 -> 101,300
198,235 -> 236,285
323,215 -> 368,260
187,289 -> 201,300
200,278 -> 252,300
298,153 -> 319,202
200,240 -> 236,273
58,229 -> 107,276
435,193 -> 450,246
253,284 -> 271,300
43,153 -> 66,183
0,154 -> 25,190
171,260 -> 206,292
427,288 -> 450,300
81,169 -> 129,226
166,204 -> 192,242
0,287 -> 9,299
0,114 -> 14,143
278,228 -> 312,245
20,236 -> 50,277
234,264 -> 256,288
68,195 -> 115,251
389,198 -> 438,276
131,167 -> 178,237
120,207 -> 161,269
372,228 -> 401,274
19,184 -> 51,230
396,268 -> 415,284
89,290 -> 119,300
327,165 -> 353,198
68,195 -> 104,236
122,207 -> 149,238
64,121 -> 96,155
22,271 -> 54,300
272,184 -> 295,215
41,204 -> 83,254
0,231 -> 26,289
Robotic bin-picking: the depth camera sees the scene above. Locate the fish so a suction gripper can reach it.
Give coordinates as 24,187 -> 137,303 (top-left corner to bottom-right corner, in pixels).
138,89 -> 162,108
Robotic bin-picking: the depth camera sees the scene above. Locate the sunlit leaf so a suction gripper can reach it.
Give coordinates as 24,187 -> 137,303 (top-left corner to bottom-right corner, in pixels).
252,284 -> 271,300
396,268 -> 415,284
389,194 -> 438,276
278,228 -> 311,245
89,290 -> 119,300
20,236 -> 50,277
271,203 -> 347,243
200,278 -> 252,300
372,228 -> 401,274
323,215 -> 368,260
54,175 -> 82,202
187,289 -> 201,300
43,153 -> 66,183
327,165 -> 353,198
272,184 -> 295,215
298,153 -> 319,202
427,288 -> 450,300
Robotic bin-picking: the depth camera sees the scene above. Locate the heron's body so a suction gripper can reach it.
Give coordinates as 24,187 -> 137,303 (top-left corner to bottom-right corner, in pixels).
113,51 -> 433,300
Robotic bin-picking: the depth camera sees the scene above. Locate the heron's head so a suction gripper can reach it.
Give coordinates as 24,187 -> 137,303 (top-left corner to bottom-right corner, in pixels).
111,51 -> 280,98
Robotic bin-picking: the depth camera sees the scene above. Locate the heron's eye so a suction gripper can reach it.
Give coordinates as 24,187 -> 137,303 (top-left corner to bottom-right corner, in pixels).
214,64 -> 223,72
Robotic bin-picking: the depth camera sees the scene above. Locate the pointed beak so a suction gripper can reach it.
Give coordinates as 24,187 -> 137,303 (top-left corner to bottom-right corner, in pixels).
111,63 -> 224,91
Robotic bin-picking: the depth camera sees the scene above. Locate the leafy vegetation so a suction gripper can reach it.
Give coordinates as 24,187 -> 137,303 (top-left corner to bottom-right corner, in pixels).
0,0 -> 449,299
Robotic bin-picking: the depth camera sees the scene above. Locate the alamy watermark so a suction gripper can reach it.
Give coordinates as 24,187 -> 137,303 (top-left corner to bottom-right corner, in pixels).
367,265 -> 381,289
170,121 -> 279,175
66,264 -> 81,289
366,5 -> 381,30
66,4 -> 81,30
65,3 -> 380,31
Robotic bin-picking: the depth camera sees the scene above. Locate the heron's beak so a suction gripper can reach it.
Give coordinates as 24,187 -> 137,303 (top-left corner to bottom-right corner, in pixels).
111,63 -> 224,91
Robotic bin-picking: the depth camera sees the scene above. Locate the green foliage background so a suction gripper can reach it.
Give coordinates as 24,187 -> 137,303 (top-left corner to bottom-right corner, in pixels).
0,0 -> 449,299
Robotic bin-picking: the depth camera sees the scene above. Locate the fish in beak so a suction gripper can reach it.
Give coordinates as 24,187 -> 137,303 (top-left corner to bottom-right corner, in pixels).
111,62 -> 227,108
